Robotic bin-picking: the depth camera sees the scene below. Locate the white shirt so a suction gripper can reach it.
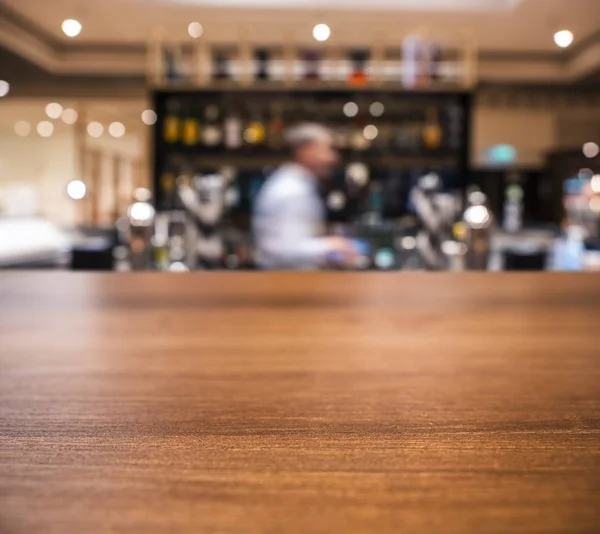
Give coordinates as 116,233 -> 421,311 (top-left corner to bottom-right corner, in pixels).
253,163 -> 330,269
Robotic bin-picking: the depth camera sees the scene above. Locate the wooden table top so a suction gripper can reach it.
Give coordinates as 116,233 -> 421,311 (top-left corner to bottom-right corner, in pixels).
1,273 -> 599,533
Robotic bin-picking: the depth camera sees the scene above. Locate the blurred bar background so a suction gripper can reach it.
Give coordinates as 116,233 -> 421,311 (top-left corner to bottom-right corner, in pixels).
1,0 -> 599,271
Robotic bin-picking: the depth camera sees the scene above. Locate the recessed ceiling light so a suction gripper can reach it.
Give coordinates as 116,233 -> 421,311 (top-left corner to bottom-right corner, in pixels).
0,80 -> 9,98
87,122 -> 104,138
14,121 -> 31,137
109,122 -> 126,138
313,24 -> 331,42
188,22 -> 203,39
141,109 -> 157,125
45,103 -> 63,119
554,30 -> 574,48
37,121 -> 54,138
61,108 -> 78,125
62,19 -> 82,38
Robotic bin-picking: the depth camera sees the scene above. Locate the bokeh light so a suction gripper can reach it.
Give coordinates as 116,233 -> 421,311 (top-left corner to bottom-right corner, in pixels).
583,142 -> 599,158
343,102 -> 358,117
142,109 -> 157,125
14,121 -> 31,137
66,180 -> 86,200
0,80 -> 9,98
188,22 -> 204,39
45,103 -> 63,120
370,102 -> 385,117
87,122 -> 104,138
62,19 -> 82,38
36,121 -> 54,138
363,125 -> 378,140
312,24 -> 331,42
61,108 -> 78,125
554,30 -> 574,48
109,122 -> 126,138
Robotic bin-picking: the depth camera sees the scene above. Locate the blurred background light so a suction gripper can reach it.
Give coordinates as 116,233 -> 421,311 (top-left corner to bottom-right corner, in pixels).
45,103 -> 63,120
369,102 -> 385,117
133,188 -> 152,202
37,121 -> 54,138
583,142 -> 599,158
464,204 -> 490,227
188,22 -> 203,39
343,102 -> 358,117
142,109 -> 158,125
62,19 -> 82,38
327,191 -> 346,211
14,121 -> 31,137
487,144 -> 517,164
109,122 -> 126,138
87,122 -> 104,138
400,236 -> 417,250
128,202 -> 155,225
66,180 -> 86,200
554,30 -> 573,48
363,125 -> 378,140
591,175 -> 600,194
0,80 -> 9,97
61,108 -> 78,125
312,24 -> 331,42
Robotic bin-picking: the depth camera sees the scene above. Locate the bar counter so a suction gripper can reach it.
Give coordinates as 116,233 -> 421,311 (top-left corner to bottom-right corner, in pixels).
1,273 -> 599,533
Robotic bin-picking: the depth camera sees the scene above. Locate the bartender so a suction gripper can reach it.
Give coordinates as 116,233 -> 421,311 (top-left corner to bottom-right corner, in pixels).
253,123 -> 355,269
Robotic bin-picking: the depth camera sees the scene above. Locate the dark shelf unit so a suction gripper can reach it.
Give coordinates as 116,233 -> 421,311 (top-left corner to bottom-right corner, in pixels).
151,88 -> 472,224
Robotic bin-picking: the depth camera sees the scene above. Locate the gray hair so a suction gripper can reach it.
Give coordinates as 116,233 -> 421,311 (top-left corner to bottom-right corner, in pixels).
284,123 -> 332,149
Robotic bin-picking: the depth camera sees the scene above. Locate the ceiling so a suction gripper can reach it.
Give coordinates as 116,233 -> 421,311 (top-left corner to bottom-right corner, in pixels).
1,0 -> 598,51
0,0 -> 599,87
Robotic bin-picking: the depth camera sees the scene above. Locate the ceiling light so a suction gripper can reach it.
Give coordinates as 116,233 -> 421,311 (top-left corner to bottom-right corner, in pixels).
109,122 -> 126,138
14,121 -> 31,137
369,102 -> 385,117
37,121 -> 54,138
188,22 -> 203,39
343,102 -> 358,117
141,109 -> 157,125
62,108 -> 78,124
363,125 -> 379,140
554,30 -> 574,48
87,122 -> 104,138
0,80 -> 9,97
45,103 -> 63,119
62,19 -> 82,38
312,24 -> 331,42
583,142 -> 599,158
67,180 -> 86,200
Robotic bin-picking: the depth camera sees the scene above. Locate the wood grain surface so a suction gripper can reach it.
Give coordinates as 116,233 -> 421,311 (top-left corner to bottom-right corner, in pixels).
0,273 -> 599,534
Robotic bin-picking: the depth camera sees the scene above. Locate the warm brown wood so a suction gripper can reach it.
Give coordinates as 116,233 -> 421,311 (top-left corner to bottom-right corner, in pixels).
1,273 -> 599,534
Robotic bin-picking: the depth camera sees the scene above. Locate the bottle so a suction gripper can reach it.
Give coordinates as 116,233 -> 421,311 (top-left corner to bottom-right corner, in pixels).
163,99 -> 181,144
302,50 -> 321,81
348,50 -> 369,87
255,49 -> 270,81
213,51 -> 230,80
422,107 -> 443,150
202,104 -> 223,147
181,105 -> 200,147
267,101 -> 285,150
225,110 -> 243,150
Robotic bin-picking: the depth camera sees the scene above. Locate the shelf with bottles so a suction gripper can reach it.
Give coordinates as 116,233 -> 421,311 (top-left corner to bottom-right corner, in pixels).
147,38 -> 477,90
155,90 -> 468,157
